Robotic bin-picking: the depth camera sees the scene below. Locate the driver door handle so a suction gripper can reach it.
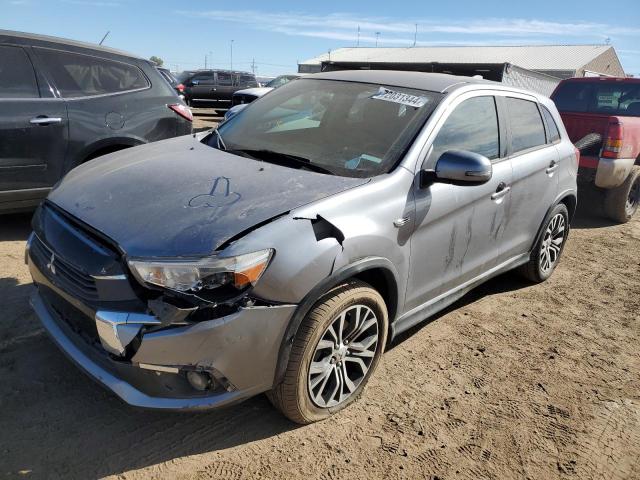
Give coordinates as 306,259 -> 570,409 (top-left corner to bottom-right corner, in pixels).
491,182 -> 511,200
30,116 -> 62,125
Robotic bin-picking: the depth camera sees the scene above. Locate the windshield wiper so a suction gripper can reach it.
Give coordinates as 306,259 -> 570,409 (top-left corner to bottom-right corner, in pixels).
212,129 -> 227,151
227,149 -> 335,175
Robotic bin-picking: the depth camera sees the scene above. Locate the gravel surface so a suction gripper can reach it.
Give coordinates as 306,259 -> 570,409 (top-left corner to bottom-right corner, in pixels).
1,201 -> 638,479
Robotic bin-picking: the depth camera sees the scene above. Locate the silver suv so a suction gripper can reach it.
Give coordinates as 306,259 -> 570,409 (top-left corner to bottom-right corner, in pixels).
28,71 -> 578,424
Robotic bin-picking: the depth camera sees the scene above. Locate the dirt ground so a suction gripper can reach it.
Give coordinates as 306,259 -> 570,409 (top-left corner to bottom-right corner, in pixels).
191,107 -> 222,131
1,197 -> 638,480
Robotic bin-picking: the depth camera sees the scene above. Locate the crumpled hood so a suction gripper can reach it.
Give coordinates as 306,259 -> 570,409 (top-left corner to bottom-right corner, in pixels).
48,135 -> 367,257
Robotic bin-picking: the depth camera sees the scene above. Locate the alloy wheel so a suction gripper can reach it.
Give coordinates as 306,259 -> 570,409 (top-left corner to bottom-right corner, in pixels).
539,213 -> 566,274
308,304 -> 379,408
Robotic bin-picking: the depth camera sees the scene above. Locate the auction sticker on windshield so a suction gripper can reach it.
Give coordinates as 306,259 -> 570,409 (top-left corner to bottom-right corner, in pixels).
371,87 -> 429,108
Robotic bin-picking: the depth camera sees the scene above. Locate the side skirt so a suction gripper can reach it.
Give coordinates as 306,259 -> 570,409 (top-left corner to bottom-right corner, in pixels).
391,253 -> 529,339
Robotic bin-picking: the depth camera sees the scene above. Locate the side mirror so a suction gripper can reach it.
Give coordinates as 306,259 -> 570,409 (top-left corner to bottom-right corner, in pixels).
421,150 -> 492,188
191,80 -> 199,86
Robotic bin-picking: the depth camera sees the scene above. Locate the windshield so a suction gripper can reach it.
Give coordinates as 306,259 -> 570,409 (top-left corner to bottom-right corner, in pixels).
553,81 -> 640,116
211,78 -> 441,177
266,75 -> 298,88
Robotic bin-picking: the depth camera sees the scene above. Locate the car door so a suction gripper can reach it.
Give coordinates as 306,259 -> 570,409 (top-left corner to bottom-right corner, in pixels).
405,93 -> 512,312
499,95 -> 560,261
189,71 -> 216,103
214,71 -> 234,108
0,44 -> 68,197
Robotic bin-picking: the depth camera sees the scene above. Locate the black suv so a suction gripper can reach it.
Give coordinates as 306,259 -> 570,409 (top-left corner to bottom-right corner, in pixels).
176,69 -> 258,109
0,30 -> 193,213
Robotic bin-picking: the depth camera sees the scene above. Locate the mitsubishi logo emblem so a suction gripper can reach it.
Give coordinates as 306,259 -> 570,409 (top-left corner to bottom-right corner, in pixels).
46,253 -> 56,275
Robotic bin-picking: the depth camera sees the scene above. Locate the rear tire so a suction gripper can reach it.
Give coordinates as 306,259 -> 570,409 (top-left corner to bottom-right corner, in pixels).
518,203 -> 570,283
267,280 -> 388,424
603,165 -> 640,223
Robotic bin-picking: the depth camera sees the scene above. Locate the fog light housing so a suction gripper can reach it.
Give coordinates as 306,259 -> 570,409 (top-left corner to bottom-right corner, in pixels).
186,370 -> 214,391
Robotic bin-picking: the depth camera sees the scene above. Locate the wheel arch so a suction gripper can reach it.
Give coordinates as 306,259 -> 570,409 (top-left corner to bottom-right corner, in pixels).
272,257 -> 400,387
529,194 -> 575,254
66,137 -> 146,172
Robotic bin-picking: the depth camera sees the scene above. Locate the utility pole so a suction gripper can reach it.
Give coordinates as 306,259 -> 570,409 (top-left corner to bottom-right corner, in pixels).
357,25 -> 360,47
204,54 -> 207,69
99,30 -> 110,45
413,24 -> 418,47
230,40 -> 234,70
251,58 -> 256,74
375,32 -> 380,47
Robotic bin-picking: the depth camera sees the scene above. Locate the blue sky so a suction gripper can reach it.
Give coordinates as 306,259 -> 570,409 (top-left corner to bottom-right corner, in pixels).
4,0 -> 640,77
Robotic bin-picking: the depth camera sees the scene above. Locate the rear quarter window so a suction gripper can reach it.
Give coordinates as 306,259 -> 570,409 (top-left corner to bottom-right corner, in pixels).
35,48 -> 148,98
507,97 -> 546,153
0,45 -> 39,98
541,106 -> 561,143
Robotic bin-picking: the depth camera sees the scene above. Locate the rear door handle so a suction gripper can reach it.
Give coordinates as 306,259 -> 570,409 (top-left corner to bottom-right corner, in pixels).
491,182 -> 511,201
546,160 -> 559,174
30,116 -> 62,125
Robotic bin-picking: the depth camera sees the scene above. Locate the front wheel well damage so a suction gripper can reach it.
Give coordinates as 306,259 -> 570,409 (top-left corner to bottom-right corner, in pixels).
272,260 -> 399,387
353,268 -> 398,325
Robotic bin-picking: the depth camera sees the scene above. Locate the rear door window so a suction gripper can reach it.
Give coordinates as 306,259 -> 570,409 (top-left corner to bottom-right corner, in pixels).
541,106 -> 561,143
506,97 -> 546,153
0,45 -> 39,98
216,72 -> 232,86
190,72 -> 214,85
429,96 -> 500,164
35,48 -> 148,97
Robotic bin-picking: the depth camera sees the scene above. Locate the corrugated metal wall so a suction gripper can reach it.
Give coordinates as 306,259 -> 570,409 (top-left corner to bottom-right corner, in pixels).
500,64 -> 561,96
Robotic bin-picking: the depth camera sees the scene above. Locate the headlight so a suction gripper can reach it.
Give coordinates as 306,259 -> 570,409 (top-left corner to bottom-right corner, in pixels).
128,249 -> 273,293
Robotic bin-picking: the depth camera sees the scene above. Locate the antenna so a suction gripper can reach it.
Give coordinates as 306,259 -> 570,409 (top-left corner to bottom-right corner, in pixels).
99,30 -> 110,45
413,24 -> 418,47
357,25 -> 360,47
375,32 -> 381,47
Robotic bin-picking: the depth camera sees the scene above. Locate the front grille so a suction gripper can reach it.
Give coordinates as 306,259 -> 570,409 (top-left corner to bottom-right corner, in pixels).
31,235 -> 99,302
232,94 -> 257,106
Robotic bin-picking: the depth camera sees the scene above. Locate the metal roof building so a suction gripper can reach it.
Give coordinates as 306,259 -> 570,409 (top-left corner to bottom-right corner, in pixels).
298,45 -> 625,95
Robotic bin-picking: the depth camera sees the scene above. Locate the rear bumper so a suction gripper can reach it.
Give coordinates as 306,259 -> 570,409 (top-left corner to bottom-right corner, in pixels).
578,156 -> 635,189
29,254 -> 297,411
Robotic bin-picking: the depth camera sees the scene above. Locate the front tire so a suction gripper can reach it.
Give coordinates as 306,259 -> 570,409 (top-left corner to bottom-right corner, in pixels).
603,165 -> 640,223
518,203 -> 570,283
268,280 -> 388,424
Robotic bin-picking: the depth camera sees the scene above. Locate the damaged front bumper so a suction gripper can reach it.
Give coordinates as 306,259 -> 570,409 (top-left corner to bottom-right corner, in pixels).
29,255 -> 296,411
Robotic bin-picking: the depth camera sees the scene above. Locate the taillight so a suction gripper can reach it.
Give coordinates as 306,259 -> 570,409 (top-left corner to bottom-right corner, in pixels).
602,120 -> 624,158
168,104 -> 193,122
176,83 -> 185,93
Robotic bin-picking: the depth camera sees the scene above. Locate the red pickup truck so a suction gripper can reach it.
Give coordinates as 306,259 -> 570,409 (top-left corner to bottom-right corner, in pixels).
551,77 -> 640,222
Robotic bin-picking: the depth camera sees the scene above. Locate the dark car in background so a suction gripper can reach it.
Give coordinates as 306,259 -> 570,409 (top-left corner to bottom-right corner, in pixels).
0,30 -> 193,213
176,69 -> 258,110
232,74 -> 300,106
156,67 -> 179,89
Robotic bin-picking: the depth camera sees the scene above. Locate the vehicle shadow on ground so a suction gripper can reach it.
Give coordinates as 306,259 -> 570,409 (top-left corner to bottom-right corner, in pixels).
571,206 -> 619,229
0,213 -> 33,242
0,277 -> 298,480
389,270 -> 531,350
